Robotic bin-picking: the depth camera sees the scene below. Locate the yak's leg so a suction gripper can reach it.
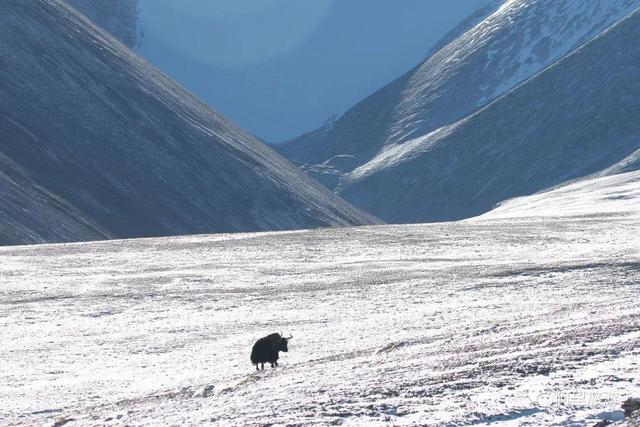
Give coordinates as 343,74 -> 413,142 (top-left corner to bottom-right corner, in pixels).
260,363 -> 265,370
255,364 -> 259,371
270,363 -> 275,368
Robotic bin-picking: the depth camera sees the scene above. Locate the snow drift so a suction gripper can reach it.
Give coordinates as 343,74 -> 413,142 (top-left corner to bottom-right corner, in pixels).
480,171 -> 640,219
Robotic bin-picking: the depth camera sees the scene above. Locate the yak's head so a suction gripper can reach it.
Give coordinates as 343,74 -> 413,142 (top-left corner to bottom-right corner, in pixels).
280,334 -> 293,352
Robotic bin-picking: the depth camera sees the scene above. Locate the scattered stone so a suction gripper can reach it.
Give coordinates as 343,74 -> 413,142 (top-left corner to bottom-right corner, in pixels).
593,420 -> 612,427
52,418 -> 75,427
32,409 -> 63,415
622,398 -> 640,417
195,385 -> 216,398
538,366 -> 551,376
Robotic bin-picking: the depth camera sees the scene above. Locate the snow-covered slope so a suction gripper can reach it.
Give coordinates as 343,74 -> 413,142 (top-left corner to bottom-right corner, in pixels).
0,0 -> 376,246
66,0 -> 139,48
280,0 -> 640,175
480,172 -> 640,219
2,203 -> 639,425
338,9 -> 640,223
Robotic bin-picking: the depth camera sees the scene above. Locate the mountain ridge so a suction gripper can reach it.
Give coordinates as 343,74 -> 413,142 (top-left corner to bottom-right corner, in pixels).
0,0 -> 377,246
280,0 -> 640,175
338,8 -> 640,222
66,0 -> 139,48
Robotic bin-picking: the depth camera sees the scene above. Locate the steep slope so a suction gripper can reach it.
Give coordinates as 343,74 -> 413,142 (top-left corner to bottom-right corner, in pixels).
274,0 -> 504,163
279,0 -> 640,178
599,146 -> 640,176
421,0 -> 506,60
277,115 -> 338,165
138,1 -> 488,143
338,10 -> 640,223
66,0 -> 139,48
0,0 -> 376,246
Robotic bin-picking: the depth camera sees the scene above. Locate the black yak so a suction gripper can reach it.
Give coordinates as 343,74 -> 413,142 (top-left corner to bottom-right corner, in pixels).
250,333 -> 292,370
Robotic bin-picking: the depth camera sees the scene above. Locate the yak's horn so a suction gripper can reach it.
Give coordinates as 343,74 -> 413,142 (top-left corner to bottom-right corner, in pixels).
285,334 -> 293,339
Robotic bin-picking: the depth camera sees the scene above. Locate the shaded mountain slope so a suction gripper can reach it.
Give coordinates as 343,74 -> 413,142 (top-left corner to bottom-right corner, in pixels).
66,0 -> 139,48
0,0 -> 376,246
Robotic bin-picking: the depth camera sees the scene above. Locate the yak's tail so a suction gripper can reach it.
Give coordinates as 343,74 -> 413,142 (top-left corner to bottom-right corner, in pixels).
250,346 -> 259,364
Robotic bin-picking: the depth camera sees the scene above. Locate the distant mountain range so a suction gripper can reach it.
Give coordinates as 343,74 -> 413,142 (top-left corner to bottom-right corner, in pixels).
0,0 -> 375,246
279,0 -> 640,223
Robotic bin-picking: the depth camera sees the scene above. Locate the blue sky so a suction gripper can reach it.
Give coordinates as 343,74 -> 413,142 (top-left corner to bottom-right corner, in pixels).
139,1 -> 483,142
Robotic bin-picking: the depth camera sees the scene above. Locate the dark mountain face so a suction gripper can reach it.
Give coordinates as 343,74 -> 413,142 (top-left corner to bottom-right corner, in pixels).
339,10 -> 640,223
0,0 -> 376,246
66,0 -> 139,48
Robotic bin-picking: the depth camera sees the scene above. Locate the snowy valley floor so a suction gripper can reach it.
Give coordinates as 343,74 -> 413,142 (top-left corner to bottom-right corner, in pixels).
1,211 -> 639,425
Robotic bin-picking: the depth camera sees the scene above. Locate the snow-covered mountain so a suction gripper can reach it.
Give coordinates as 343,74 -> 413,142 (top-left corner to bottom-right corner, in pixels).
281,0 -> 639,169
0,0 -> 376,246
339,8 -> 640,223
66,0 -> 139,48
279,0 -> 640,222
